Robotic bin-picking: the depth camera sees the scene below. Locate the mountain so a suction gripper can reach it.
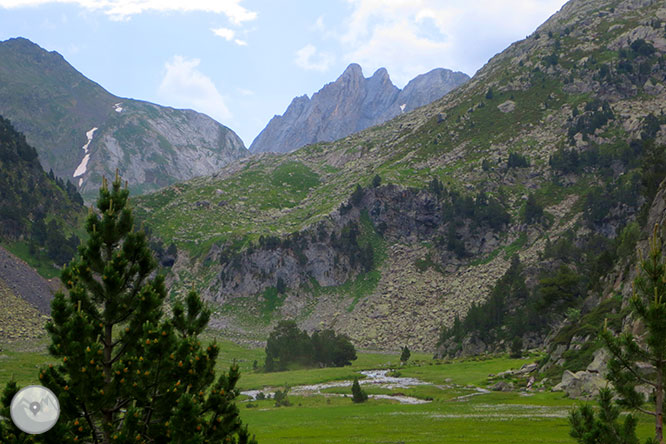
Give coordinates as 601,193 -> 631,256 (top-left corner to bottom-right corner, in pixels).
135,0 -> 665,356
249,64 -> 469,154
0,37 -> 247,200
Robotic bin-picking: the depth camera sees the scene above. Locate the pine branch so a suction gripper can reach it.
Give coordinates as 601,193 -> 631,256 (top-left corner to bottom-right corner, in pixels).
81,401 -> 101,444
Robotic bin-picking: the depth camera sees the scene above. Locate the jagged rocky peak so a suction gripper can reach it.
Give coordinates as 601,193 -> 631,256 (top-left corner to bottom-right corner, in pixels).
341,62 -> 364,78
249,63 -> 469,154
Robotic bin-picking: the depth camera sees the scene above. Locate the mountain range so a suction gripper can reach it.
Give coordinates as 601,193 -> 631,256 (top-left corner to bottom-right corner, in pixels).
249,64 -> 469,154
0,37 -> 247,200
132,0 -> 666,370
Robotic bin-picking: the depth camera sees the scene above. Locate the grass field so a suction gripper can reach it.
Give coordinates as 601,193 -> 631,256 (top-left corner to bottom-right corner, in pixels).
0,336 -> 655,443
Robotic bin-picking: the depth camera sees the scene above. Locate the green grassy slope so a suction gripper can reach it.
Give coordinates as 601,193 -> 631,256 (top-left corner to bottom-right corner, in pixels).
134,0 -> 666,350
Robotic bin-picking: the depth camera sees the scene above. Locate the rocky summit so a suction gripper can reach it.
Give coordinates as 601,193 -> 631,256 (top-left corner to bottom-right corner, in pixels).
249,64 -> 469,154
0,37 -> 247,200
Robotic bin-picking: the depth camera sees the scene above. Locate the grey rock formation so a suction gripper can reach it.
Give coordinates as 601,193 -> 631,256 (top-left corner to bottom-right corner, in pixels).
0,37 -> 247,199
551,369 -> 606,400
250,64 -> 469,154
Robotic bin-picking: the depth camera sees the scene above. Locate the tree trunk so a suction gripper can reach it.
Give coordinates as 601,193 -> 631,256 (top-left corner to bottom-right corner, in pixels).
102,323 -> 113,444
657,364 -> 663,444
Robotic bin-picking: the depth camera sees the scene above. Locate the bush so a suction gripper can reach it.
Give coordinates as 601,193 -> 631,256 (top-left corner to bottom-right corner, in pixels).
351,378 -> 368,403
508,152 -> 530,168
274,389 -> 291,407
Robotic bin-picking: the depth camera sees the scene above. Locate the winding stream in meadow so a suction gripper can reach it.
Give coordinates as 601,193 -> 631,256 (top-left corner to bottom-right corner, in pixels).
241,369 -> 434,404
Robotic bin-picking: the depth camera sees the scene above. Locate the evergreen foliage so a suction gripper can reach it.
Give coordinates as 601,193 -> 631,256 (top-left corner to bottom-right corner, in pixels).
569,387 -> 640,444
510,337 -> 523,359
600,225 -> 666,444
371,174 -> 382,188
439,187 -> 511,257
400,346 -> 411,363
264,320 -> 357,372
524,193 -> 544,224
0,115 -> 83,267
351,378 -> 368,404
273,389 -> 290,407
507,152 -> 530,168
0,174 -> 256,444
439,255 -> 529,346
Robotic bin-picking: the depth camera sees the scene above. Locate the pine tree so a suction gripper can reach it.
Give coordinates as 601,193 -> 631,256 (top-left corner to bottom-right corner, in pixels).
351,378 -> 367,404
0,174 -> 256,444
400,346 -> 410,364
599,224 -> 666,444
569,387 -> 640,444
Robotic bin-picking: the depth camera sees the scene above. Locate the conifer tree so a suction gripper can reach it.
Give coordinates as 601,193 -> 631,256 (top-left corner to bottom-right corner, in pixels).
0,174 -> 256,444
571,225 -> 666,444
400,346 -> 410,364
351,378 -> 367,404
569,387 -> 639,444
600,225 -> 666,444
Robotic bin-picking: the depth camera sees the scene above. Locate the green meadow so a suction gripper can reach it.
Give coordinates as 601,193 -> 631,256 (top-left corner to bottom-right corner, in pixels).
0,336 -> 654,443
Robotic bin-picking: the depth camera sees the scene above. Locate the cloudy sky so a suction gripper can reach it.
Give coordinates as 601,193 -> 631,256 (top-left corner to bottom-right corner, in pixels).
0,0 -> 568,146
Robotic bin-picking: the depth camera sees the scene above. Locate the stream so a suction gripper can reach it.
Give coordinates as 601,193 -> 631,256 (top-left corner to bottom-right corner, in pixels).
241,369 -> 433,405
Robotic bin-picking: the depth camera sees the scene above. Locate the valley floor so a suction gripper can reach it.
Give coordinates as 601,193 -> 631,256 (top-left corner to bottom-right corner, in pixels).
0,336 -> 654,443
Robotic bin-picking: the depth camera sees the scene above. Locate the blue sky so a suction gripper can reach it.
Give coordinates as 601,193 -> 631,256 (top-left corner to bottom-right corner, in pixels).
0,0 -> 568,147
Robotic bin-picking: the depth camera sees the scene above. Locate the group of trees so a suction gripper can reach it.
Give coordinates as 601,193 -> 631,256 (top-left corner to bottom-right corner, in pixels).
435,182 -> 511,258
0,116 -> 83,261
29,215 -> 80,265
439,255 -> 529,349
570,226 -> 666,444
0,175 -> 256,443
264,320 -> 357,372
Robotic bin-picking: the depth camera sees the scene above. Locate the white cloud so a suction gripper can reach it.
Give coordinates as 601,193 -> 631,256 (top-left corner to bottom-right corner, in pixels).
158,55 -> 231,122
295,44 -> 334,72
212,27 -> 235,40
335,0 -> 567,84
211,27 -> 247,46
0,0 -> 257,23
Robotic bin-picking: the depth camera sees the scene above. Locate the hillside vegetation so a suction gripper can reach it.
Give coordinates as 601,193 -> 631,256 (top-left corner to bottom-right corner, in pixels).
135,0 -> 666,355
0,115 -> 85,277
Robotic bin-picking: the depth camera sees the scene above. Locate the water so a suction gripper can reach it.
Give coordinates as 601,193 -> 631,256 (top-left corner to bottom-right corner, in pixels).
241,369 -> 432,405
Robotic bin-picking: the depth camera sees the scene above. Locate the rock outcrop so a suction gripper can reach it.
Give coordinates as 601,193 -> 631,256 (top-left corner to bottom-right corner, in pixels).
0,37 -> 248,200
249,64 -> 469,154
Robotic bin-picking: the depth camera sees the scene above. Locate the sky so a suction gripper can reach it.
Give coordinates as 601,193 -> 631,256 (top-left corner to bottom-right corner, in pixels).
0,0 -> 569,147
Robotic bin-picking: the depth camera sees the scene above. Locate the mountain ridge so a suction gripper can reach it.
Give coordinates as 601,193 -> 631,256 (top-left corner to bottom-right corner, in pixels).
249,63 -> 469,154
0,37 -> 248,200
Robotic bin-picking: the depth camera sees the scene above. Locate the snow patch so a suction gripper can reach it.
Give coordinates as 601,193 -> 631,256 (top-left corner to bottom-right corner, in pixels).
73,127 -> 98,179
400,103 -> 406,112
114,103 -> 123,113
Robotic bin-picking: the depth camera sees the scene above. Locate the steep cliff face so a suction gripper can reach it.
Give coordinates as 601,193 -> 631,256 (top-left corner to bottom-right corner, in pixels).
249,64 -> 469,154
0,37 -> 247,200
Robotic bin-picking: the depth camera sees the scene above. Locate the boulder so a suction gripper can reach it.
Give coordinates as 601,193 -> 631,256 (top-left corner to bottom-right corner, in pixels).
497,100 -> 516,113
491,381 -> 514,392
552,370 -> 606,400
586,348 -> 609,376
